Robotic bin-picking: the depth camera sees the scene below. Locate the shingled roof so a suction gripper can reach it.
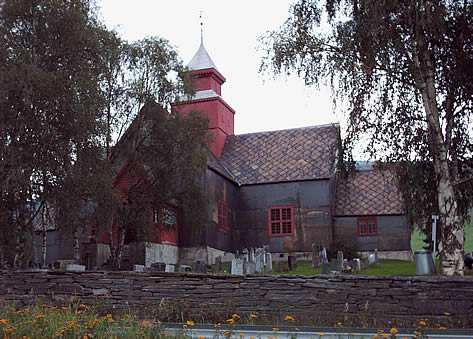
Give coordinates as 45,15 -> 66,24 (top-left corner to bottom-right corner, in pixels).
217,124 -> 339,185
335,169 -> 403,216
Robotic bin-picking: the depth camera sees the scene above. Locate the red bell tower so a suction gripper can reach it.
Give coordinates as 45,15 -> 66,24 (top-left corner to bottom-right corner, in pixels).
175,38 -> 235,159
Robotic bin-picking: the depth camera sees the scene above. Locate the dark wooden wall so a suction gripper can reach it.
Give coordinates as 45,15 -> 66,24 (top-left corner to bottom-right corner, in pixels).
238,179 -> 333,252
333,215 -> 410,251
178,168 -> 239,252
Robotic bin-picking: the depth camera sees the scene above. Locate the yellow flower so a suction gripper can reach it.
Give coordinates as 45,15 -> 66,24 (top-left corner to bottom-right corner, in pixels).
390,328 -> 399,335
214,323 -> 222,328
232,313 -> 240,319
186,320 -> 195,327
249,314 -> 258,319
273,327 -> 279,332
414,330 -> 421,335
0,319 -> 8,324
239,334 -> 245,337
419,320 -> 426,326
284,315 -> 295,321
226,318 -> 235,324
193,330 -> 198,334
382,334 -> 389,339
439,326 -> 446,330
140,320 -> 151,328
337,322 -> 343,327
443,312 -> 451,316
295,327 -> 300,331
224,331 -> 231,336
373,335 -> 379,339
183,324 -> 188,328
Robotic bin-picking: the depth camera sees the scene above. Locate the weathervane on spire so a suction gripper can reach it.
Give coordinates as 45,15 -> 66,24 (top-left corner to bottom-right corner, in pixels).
200,10 -> 204,45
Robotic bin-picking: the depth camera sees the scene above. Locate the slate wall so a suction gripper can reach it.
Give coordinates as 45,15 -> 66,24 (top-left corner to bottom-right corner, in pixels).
2,270 -> 471,327
238,180 -> 333,252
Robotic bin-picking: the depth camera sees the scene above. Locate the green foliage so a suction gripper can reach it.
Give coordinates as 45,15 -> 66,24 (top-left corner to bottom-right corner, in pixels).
0,1 -> 205,269
327,236 -> 359,260
0,0 -> 109,267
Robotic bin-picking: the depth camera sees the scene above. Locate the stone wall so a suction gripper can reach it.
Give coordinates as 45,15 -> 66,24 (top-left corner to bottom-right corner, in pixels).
1,270 -> 472,327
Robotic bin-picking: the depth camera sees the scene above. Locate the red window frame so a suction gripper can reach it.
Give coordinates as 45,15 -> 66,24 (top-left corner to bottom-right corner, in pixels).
358,217 -> 378,236
268,206 -> 294,237
218,200 -> 228,233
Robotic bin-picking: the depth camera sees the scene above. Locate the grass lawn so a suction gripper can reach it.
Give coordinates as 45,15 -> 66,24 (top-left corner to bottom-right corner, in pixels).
411,219 -> 473,253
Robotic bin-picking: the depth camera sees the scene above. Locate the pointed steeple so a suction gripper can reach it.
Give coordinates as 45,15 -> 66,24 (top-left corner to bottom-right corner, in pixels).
176,23 -> 234,160
187,38 -> 218,71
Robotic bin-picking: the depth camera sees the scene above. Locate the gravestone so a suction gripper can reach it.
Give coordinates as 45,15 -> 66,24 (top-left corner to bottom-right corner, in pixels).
179,265 -> 192,272
266,252 -> 273,272
66,264 -> 85,271
343,258 -> 349,269
250,248 -> 255,262
150,262 -> 166,272
368,253 -> 375,265
353,258 -> 361,271
133,264 -> 146,272
242,248 -> 249,262
244,261 -> 256,275
311,243 -> 320,268
192,260 -> 206,273
231,258 -> 244,275
255,248 -> 265,273
288,255 -> 297,271
330,258 -> 337,272
321,248 -> 328,262
215,257 -> 222,272
321,259 -> 328,274
165,264 -> 175,273
337,251 -> 344,271
374,249 -> 379,263
274,261 -> 281,273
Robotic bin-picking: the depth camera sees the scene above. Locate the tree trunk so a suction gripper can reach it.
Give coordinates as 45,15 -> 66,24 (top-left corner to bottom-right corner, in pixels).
41,211 -> 47,268
416,49 -> 464,276
73,230 -> 81,263
13,233 -> 24,269
115,227 -> 126,270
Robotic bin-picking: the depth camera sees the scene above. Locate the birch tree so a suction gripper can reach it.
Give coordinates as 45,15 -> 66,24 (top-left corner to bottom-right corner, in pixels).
261,0 -> 473,275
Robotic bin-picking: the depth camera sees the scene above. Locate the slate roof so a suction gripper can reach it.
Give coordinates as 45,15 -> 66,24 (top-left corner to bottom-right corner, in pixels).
207,151 -> 238,183
217,124 -> 339,185
335,169 -> 403,216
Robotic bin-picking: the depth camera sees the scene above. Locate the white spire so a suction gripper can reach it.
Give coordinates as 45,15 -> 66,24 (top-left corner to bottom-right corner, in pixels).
187,12 -> 218,71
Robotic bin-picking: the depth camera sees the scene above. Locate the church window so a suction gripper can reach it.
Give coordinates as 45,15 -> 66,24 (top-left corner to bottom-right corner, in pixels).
218,200 -> 228,233
358,217 -> 377,236
161,207 -> 177,226
268,206 -> 294,236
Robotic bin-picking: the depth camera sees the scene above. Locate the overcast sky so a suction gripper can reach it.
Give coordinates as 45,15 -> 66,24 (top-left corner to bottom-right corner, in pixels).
98,0 -> 340,135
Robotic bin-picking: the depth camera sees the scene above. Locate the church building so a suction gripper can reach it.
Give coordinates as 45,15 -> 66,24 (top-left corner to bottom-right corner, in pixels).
170,40 -> 411,265
36,39 -> 411,269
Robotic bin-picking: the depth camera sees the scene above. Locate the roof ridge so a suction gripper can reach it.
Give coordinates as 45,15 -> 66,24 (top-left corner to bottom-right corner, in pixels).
232,123 -> 340,137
